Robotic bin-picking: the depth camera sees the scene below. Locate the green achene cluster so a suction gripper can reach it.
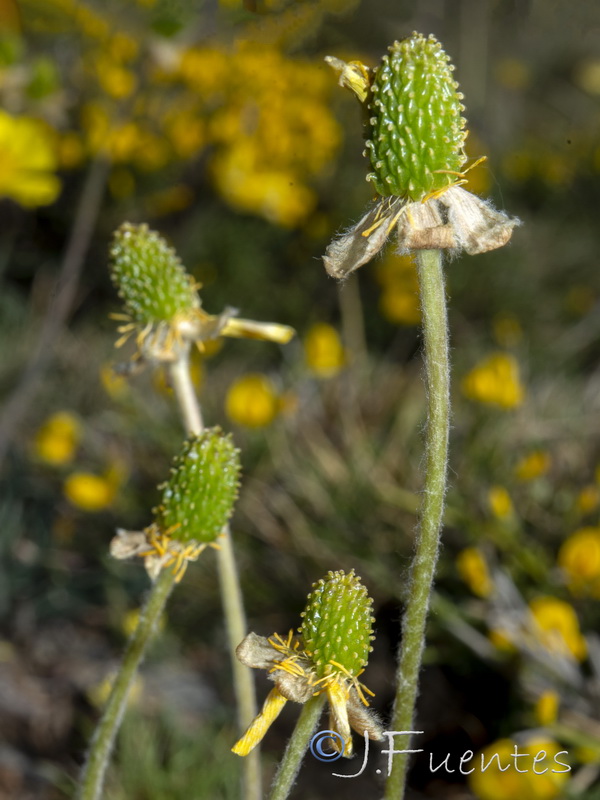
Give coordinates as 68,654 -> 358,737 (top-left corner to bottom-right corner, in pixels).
300,570 -> 375,679
110,222 -> 199,325
366,32 -> 468,201
157,429 -> 240,544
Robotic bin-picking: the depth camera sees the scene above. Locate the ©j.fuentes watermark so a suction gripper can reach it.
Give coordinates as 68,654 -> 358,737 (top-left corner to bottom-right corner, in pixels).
310,729 -> 571,780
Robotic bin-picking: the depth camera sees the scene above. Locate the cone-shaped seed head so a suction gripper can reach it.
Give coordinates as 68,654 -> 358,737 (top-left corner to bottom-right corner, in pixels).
157,429 -> 240,544
300,570 -> 375,679
110,222 -> 199,325
366,32 -> 467,201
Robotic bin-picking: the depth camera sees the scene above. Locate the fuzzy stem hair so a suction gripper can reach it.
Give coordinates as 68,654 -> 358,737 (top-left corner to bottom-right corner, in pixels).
385,248 -> 450,799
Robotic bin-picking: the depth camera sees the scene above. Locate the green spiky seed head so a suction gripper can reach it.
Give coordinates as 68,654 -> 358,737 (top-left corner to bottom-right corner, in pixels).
300,570 -> 375,679
110,222 -> 199,325
366,32 -> 467,201
157,429 -> 240,544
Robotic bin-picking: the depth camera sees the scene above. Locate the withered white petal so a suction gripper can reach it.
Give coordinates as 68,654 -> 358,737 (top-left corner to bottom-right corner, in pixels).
439,186 -> 520,255
110,528 -> 149,560
346,689 -> 385,741
396,197 -> 456,252
323,198 -> 404,279
236,632 -> 280,669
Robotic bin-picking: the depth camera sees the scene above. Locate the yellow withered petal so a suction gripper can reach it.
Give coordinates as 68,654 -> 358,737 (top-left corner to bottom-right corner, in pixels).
220,317 -> 295,344
232,687 -> 288,757
326,679 -> 353,756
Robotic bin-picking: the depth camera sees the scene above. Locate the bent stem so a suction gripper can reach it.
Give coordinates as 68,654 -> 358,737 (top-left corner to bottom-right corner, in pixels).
78,566 -> 177,800
385,248 -> 450,800
167,352 -> 261,800
268,693 -> 327,800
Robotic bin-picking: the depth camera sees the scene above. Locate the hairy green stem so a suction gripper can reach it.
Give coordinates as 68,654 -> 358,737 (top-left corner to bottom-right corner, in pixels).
168,350 -> 204,433
168,353 -> 261,800
385,249 -> 450,800
78,566 -> 177,800
268,694 -> 326,800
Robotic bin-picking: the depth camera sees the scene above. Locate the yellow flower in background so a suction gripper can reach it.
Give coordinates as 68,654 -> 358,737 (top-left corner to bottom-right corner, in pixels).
515,450 -> 551,482
211,146 -> 316,227
529,596 -> 587,661
179,43 -> 341,228
100,363 -> 129,399
34,412 -> 82,466
461,352 -> 525,410
488,486 -> 514,520
94,55 -> 137,99
456,547 -> 493,597
63,461 -> 126,512
226,374 -> 279,428
575,485 -> 599,514
303,323 -> 345,378
0,110 -> 61,207
470,737 -> 569,800
558,527 -> 600,598
488,628 -> 517,653
376,254 -> 421,326
535,691 -> 559,727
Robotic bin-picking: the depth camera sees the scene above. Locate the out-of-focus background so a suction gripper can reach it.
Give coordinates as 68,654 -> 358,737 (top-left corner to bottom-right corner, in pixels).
1,0 -> 600,798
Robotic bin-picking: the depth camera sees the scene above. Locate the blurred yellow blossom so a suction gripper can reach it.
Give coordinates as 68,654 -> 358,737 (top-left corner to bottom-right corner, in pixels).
461,352 -> 525,410
488,628 -> 517,653
34,412 -> 82,466
573,58 -> 600,95
95,55 -> 137,99
535,691 -> 559,727
376,254 -> 421,326
100,363 -> 129,399
470,737 -> 569,800
529,596 -> 587,661
558,527 -> 600,598
456,547 -> 493,597
225,373 -> 279,428
211,147 -> 316,227
0,110 -> 61,207
178,43 -> 341,227
575,485 -> 599,514
574,745 -> 600,765
488,486 -> 514,520
58,131 -> 85,169
303,323 -> 345,378
515,451 -> 551,482
64,471 -> 118,512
